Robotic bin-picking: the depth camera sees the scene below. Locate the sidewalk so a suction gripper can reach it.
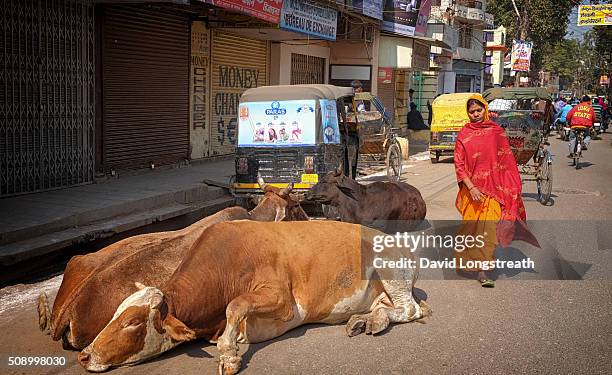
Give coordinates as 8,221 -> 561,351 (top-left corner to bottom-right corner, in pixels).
0,159 -> 235,266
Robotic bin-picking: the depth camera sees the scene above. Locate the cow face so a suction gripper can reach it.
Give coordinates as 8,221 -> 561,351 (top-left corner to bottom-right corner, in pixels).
78,284 -> 195,372
305,168 -> 355,204
249,174 -> 309,221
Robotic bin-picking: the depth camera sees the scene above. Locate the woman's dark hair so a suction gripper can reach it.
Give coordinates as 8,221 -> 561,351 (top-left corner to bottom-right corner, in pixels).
466,99 -> 486,111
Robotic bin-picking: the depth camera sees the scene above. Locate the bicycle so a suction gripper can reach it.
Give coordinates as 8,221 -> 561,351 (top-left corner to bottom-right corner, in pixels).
571,128 -> 588,170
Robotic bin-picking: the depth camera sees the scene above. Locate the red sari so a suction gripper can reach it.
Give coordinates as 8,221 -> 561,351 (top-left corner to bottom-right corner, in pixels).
454,96 -> 538,247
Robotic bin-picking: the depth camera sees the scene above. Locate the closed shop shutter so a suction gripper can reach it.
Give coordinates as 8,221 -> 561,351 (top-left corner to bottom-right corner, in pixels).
210,30 -> 268,156
1,0 -> 95,196
378,74 -> 395,122
102,5 -> 189,172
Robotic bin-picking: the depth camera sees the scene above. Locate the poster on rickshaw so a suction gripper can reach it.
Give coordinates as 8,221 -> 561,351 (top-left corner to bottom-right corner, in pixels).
237,100 -> 316,147
320,99 -> 340,144
510,40 -> 533,72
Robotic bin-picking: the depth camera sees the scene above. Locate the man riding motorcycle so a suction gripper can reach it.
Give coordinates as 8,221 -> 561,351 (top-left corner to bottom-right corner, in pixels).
566,95 -> 595,158
554,99 -> 573,129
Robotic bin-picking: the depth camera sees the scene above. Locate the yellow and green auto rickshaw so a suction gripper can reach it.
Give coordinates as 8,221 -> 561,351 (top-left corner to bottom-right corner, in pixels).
429,93 -> 474,163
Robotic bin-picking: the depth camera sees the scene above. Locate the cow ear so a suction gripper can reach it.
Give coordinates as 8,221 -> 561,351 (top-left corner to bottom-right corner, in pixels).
163,313 -> 196,343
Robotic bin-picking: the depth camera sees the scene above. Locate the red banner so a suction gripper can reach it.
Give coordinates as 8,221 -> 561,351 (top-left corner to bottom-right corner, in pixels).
209,0 -> 283,24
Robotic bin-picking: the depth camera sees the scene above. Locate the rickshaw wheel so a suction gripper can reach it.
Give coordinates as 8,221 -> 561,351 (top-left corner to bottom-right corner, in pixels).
386,142 -> 402,181
537,152 -> 553,205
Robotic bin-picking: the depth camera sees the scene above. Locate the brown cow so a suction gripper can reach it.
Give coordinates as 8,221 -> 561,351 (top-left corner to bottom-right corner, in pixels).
78,221 -> 430,374
37,189 -> 308,350
248,174 -> 309,221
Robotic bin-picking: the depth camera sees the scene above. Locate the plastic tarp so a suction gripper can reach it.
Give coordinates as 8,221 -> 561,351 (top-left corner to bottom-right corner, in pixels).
482,87 -> 553,102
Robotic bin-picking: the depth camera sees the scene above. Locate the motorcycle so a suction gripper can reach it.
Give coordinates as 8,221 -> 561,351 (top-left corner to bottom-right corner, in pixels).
593,122 -> 601,139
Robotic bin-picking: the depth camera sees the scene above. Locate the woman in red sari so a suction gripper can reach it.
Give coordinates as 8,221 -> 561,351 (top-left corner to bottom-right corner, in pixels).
454,94 -> 531,287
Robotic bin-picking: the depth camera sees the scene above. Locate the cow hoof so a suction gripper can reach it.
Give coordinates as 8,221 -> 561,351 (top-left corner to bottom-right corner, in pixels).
218,354 -> 241,375
365,309 -> 390,335
346,315 -> 366,337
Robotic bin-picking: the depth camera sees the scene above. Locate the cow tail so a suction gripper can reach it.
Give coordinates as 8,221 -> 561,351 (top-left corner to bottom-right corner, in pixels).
37,292 -> 51,334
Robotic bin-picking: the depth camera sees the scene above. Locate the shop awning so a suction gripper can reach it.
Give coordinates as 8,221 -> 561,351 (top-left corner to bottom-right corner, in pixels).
410,35 -> 452,50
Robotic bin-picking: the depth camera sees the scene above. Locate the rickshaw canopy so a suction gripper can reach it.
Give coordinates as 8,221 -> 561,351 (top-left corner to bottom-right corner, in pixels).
482,87 -> 553,102
240,84 -> 354,102
431,93 -> 473,130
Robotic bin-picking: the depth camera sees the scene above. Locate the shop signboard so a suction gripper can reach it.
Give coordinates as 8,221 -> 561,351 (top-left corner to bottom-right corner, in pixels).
280,0 -> 337,40
205,0 -> 283,24
238,100 -> 317,147
578,4 -> 612,26
381,0 -> 422,37
414,0 -> 431,36
353,0 -> 383,20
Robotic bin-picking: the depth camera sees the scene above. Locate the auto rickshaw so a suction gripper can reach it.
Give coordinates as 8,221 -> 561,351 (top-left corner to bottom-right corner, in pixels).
231,84 -> 397,205
429,93 -> 474,163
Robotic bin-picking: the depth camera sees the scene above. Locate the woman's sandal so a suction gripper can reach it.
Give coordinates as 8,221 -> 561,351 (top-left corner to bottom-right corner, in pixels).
479,279 -> 495,288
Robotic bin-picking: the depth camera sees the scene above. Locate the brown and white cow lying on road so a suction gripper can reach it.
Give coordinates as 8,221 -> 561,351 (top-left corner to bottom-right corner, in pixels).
38,186 -> 307,350
78,221 -> 430,374
305,168 -> 426,226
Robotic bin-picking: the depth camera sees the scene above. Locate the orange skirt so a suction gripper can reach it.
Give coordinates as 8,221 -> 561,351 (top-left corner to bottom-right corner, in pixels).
455,185 -> 501,272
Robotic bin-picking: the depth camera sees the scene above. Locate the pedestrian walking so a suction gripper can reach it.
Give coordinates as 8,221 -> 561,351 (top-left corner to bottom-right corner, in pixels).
453,94 -> 537,288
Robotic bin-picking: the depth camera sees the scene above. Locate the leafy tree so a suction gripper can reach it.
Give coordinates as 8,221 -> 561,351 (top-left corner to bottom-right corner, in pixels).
542,39 -> 581,88
486,0 -> 579,75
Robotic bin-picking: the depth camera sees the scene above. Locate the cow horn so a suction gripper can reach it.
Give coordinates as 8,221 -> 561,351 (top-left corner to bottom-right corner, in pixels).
280,182 -> 293,197
135,282 -> 146,290
334,165 -> 343,176
257,172 -> 268,190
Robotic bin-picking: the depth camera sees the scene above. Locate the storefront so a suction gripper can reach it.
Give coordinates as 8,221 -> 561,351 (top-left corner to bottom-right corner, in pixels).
99,4 -> 190,173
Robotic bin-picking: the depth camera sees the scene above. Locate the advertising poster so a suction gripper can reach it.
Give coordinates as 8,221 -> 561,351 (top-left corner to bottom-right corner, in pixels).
414,0 -> 432,36
205,0 -> 283,24
280,0 -> 338,40
320,99 -> 340,144
381,0 -> 422,37
353,0 -> 384,20
510,40 -> 533,72
238,100 -> 316,147
578,4 -> 612,26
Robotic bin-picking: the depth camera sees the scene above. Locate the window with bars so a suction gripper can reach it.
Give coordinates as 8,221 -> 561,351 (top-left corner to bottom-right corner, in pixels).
457,22 -> 473,49
290,53 -> 326,85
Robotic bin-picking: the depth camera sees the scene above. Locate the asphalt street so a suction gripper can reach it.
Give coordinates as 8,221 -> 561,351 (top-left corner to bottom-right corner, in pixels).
1,132 -> 610,375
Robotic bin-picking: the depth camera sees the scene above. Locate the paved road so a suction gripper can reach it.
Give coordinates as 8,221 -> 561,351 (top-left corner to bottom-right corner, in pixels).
1,132 -> 610,374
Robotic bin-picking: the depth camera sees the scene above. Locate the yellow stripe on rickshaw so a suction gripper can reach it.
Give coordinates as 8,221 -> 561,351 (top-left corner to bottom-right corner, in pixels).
233,183 -> 313,189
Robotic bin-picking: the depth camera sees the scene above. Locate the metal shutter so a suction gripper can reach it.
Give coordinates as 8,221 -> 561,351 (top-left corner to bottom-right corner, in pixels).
1,0 -> 95,196
102,5 -> 189,172
210,30 -> 267,156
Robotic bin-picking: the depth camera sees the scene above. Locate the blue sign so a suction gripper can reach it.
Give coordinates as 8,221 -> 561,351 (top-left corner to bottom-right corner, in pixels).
280,0 -> 337,41
238,100 -> 317,147
353,0 -> 383,20
320,99 -> 340,144
265,101 -> 287,115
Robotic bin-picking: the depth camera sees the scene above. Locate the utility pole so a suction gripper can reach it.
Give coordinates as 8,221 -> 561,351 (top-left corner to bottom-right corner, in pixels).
512,0 -> 529,86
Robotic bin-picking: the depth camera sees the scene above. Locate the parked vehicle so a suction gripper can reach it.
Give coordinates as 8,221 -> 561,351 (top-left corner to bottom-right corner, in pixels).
428,93 -> 474,163
231,84 -> 400,207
